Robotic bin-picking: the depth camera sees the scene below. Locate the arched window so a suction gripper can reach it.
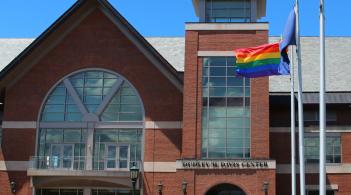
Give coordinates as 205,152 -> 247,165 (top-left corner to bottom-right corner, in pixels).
41,70 -> 142,122
206,183 -> 246,195
36,69 -> 144,171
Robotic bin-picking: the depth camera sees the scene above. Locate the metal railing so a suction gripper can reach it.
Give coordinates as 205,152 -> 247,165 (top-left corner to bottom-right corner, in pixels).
29,156 -> 141,171
29,156 -> 86,170
93,158 -> 141,171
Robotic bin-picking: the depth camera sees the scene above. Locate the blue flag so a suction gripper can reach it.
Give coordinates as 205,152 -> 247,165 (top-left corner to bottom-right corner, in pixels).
280,8 -> 297,50
279,8 -> 297,74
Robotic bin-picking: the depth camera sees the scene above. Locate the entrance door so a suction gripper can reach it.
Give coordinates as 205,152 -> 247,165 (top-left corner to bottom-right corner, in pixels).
105,144 -> 129,170
50,144 -> 74,169
205,184 -> 246,195
307,190 -> 335,195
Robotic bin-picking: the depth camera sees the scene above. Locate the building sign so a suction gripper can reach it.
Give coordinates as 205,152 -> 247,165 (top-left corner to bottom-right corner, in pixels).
176,159 -> 276,170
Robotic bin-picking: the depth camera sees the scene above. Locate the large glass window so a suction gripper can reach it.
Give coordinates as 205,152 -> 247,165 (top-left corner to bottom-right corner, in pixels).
304,134 -> 341,164
36,70 -> 144,171
93,129 -> 142,170
37,129 -> 87,170
205,0 -> 251,22
202,57 -> 250,159
306,190 -> 335,195
41,70 -> 142,122
36,189 -> 83,195
92,189 -> 140,195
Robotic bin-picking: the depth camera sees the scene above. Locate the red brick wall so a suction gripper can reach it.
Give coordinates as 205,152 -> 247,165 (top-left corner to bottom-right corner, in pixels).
196,169 -> 275,195
198,30 -> 268,51
0,171 -> 31,195
271,132 -> 351,164
277,173 -> 351,195
251,77 -> 269,158
144,129 -> 182,162
1,9 -> 183,194
182,31 -> 199,158
270,133 -> 294,164
182,27 -> 273,194
143,171 -> 194,195
183,29 -> 270,159
3,10 -> 182,122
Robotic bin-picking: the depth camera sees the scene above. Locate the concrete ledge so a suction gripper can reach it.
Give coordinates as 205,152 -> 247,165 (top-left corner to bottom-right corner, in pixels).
277,164 -> 351,174
270,126 -> 351,133
145,121 -> 182,129
177,159 -> 276,170
2,121 -> 36,129
27,169 -> 130,177
2,121 -> 183,129
186,23 -> 269,31
198,51 -> 235,57
0,161 -> 29,171
143,162 -> 177,172
306,184 -> 338,190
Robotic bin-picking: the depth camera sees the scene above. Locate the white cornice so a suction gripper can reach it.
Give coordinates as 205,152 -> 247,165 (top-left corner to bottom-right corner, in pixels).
186,23 -> 269,31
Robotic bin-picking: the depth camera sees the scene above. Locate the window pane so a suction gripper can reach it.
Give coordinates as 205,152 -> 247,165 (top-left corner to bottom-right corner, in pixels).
202,57 -> 250,159
210,67 -> 226,76
209,87 -> 226,97
41,70 -> 143,122
46,129 -> 63,143
209,77 -> 226,86
208,148 -> 226,158
64,130 -> 81,143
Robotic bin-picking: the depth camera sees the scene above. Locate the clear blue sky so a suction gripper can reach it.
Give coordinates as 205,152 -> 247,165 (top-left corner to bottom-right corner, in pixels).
0,0 -> 349,38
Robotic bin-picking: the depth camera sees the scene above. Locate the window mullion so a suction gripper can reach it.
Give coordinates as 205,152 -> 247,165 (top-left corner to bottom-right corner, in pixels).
63,78 -> 88,115
95,79 -> 124,117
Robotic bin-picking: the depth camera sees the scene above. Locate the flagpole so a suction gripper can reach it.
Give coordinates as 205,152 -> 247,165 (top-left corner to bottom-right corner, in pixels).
290,45 -> 296,195
295,1 -> 306,195
319,0 -> 326,194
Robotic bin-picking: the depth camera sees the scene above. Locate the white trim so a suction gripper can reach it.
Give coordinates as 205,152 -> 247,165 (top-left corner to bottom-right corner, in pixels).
145,121 -> 182,129
94,121 -> 144,129
143,162 -> 177,172
0,161 -> 29,171
185,23 -> 269,31
177,159 -> 276,170
99,6 -> 183,92
270,126 -> 351,133
2,121 -> 37,129
94,79 -> 124,116
2,121 -> 181,129
198,51 -> 235,57
63,78 -> 88,115
306,184 -> 338,190
277,164 -> 351,174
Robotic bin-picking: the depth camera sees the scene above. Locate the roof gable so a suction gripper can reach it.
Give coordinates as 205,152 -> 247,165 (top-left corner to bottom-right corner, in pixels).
0,0 -> 183,93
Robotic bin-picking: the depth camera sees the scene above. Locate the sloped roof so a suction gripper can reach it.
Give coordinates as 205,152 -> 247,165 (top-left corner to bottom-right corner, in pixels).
0,0 -> 183,93
1,36 -> 350,92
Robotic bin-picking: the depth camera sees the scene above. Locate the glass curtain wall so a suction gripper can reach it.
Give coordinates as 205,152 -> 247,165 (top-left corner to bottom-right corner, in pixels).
37,70 -> 143,171
92,189 -> 140,195
205,0 -> 251,22
304,134 -> 341,164
94,129 -> 142,170
202,57 -> 250,159
35,189 -> 83,195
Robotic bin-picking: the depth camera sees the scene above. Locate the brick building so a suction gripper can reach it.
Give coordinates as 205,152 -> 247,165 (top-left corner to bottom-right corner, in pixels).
0,0 -> 350,194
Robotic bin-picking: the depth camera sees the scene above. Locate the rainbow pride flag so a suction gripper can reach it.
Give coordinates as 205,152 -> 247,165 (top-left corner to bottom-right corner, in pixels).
234,42 -> 290,78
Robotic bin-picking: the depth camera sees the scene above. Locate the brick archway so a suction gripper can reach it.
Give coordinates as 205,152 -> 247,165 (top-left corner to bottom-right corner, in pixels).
205,183 -> 246,195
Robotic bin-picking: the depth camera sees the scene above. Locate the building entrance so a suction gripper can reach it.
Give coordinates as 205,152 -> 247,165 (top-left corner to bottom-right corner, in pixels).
205,184 -> 246,195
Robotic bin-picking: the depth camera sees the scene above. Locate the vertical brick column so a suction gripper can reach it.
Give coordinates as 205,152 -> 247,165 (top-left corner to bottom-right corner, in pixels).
251,77 -> 270,158
182,30 -> 199,158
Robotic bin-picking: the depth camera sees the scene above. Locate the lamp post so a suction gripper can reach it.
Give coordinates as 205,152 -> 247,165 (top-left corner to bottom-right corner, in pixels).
157,181 -> 163,195
262,181 -> 269,195
182,178 -> 187,195
10,180 -> 16,194
130,163 -> 139,195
